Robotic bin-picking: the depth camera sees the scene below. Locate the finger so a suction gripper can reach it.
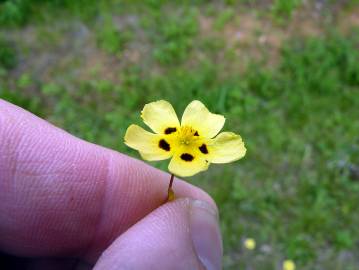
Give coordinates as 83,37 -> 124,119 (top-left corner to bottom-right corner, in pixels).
94,198 -> 222,270
0,99 -> 215,262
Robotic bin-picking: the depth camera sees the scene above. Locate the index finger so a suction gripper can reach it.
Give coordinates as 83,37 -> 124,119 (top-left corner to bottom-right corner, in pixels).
0,99 -> 215,262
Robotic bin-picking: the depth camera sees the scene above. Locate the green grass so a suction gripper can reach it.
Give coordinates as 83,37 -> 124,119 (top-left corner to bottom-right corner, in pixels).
272,0 -> 302,19
96,16 -> 133,56
150,7 -> 199,64
0,36 -> 17,70
1,1 -> 359,269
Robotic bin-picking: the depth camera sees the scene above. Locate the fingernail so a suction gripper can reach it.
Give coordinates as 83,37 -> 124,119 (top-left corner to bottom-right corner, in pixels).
190,200 -> 222,270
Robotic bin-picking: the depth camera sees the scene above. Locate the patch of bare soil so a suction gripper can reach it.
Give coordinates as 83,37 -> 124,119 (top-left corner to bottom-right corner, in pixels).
7,14 -> 150,87
6,21 -> 115,84
199,2 -> 358,69
337,6 -> 359,32
5,3 -> 359,88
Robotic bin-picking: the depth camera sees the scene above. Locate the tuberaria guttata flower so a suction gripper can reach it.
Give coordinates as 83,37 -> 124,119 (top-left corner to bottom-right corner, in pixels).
124,100 -> 246,177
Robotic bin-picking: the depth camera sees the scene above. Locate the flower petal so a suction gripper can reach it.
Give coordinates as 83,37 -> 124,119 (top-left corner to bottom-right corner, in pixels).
208,132 -> 246,163
168,147 -> 209,177
124,124 -> 173,161
181,100 -> 225,138
141,100 -> 180,134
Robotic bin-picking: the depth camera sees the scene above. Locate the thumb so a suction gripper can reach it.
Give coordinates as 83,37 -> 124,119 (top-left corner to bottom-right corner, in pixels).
93,198 -> 222,270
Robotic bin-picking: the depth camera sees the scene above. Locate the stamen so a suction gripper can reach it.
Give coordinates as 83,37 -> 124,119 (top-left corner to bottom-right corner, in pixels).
159,139 -> 170,151
180,153 -> 194,161
194,131 -> 199,136
199,144 -> 209,154
164,127 -> 177,134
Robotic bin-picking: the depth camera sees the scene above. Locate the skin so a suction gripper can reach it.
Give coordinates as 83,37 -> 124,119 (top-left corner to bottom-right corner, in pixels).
0,99 -> 221,270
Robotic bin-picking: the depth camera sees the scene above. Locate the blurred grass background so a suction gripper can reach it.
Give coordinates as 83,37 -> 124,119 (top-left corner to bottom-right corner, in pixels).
1,0 -> 359,269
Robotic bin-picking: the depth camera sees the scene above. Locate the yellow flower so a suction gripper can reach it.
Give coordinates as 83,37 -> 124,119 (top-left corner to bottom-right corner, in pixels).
283,260 -> 296,270
124,100 -> 246,177
244,238 -> 256,250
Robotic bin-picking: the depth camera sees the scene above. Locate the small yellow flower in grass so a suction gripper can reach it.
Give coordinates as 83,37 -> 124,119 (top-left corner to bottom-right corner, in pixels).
283,260 -> 296,270
244,238 -> 256,250
124,100 -> 246,200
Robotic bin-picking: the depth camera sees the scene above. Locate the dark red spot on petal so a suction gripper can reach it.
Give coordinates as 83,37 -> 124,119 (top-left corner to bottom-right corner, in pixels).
159,139 -> 170,151
180,153 -> 194,161
199,144 -> 209,154
164,127 -> 177,134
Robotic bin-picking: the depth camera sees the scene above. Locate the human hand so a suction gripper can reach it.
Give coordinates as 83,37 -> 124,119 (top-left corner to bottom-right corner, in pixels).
0,99 -> 222,270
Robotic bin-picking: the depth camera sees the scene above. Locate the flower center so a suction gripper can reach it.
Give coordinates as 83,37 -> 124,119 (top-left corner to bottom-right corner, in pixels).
178,126 -> 199,146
